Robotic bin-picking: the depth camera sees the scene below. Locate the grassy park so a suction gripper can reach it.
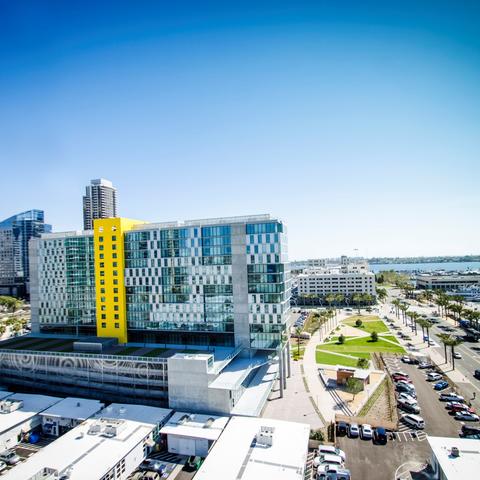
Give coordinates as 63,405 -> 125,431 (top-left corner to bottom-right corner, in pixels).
316,315 -> 405,367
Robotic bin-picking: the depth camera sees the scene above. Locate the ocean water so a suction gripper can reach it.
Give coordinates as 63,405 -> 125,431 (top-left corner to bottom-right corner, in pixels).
370,261 -> 480,273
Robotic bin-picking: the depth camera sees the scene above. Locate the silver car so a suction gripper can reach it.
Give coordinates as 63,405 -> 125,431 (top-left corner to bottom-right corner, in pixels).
0,450 -> 20,465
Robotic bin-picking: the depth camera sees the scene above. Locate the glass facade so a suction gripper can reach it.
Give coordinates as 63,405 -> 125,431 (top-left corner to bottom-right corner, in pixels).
0,209 -> 51,296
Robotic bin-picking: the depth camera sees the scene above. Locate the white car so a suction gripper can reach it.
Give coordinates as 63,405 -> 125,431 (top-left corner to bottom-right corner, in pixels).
361,424 -> 373,439
397,392 -> 417,403
439,393 -> 464,402
313,454 -> 344,468
317,464 -> 351,480
453,352 -> 462,359
316,445 -> 346,462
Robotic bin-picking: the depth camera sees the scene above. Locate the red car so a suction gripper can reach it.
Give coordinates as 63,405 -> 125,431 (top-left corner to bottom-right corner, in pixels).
446,402 -> 476,414
393,374 -> 412,383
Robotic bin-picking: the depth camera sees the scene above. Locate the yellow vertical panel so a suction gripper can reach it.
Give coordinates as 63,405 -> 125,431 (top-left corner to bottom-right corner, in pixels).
93,217 -> 146,344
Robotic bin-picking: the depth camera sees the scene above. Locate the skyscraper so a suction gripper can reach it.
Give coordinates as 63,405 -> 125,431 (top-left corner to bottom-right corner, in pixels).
82,179 -> 117,230
0,209 -> 51,297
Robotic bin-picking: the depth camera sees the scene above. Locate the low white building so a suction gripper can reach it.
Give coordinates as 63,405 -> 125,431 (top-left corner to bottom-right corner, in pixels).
195,416 -> 310,480
427,436 -> 479,480
2,402 -> 173,480
0,392 -> 62,452
160,411 -> 229,457
40,397 -> 104,436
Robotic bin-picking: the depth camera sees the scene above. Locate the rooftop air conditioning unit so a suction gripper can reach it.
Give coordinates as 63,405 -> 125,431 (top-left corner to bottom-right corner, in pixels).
451,447 -> 460,457
0,399 -> 24,414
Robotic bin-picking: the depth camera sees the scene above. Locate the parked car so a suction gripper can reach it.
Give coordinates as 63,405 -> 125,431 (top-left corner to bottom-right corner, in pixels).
396,380 -> 416,391
317,445 -> 346,462
361,424 -> 373,440
454,412 -> 480,422
373,427 -> 388,445
426,372 -> 443,382
142,472 -> 160,480
402,414 -> 425,429
418,362 -> 433,369
401,355 -> 412,363
445,402 -> 473,413
0,450 -> 20,465
434,381 -> 449,391
397,392 -> 417,403
0,461 -> 6,473
392,374 -> 412,383
396,383 -> 417,397
313,454 -> 344,468
392,371 -> 408,378
452,352 -> 462,359
348,423 -> 360,438
336,421 -> 348,436
475,370 -> 480,380
139,459 -> 165,473
317,464 -> 351,480
398,398 -> 421,414
440,392 -> 464,402
460,425 -> 480,437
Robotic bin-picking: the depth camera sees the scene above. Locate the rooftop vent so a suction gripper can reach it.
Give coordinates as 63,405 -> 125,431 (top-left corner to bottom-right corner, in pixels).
203,418 -> 215,428
0,399 -> 24,414
256,425 -> 275,447
451,447 -> 460,457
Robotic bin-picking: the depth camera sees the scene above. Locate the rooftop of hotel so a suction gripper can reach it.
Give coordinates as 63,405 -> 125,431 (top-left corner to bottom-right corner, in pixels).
39,397 -> 104,420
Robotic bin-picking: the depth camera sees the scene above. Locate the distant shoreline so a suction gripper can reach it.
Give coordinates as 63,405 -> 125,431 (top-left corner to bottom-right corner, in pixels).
369,256 -> 480,265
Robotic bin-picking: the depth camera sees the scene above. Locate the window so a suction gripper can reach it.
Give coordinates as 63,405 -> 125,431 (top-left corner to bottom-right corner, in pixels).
113,288 -> 118,293
113,270 -> 118,276
113,279 -> 118,285
99,245 -> 104,251
99,236 -> 104,242
100,271 -> 104,277
114,314 -> 119,319
114,305 -> 119,311
114,297 -> 118,302
113,262 -> 118,267
101,314 -> 106,320
101,288 -> 105,294
100,262 -> 104,268
112,235 -> 117,241
112,253 -> 117,259
100,253 -> 104,259
101,305 -> 106,311
100,279 -> 105,285
100,297 -> 106,302
112,244 -> 117,251
114,323 -> 119,328
101,322 -> 106,328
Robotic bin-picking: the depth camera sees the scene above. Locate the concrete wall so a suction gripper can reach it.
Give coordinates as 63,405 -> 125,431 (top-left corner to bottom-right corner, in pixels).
28,238 -> 40,333
231,223 -> 250,352
167,355 -> 231,415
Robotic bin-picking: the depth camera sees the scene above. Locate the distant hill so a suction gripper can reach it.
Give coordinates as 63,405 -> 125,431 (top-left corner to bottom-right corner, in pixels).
368,255 -> 480,265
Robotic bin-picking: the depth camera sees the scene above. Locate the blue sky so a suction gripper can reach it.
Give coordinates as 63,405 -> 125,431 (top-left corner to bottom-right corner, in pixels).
1,1 -> 479,259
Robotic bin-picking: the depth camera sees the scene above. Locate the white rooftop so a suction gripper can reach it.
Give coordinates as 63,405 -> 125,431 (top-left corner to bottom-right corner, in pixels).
0,393 -> 62,435
40,397 -> 104,421
428,436 -> 480,480
93,403 -> 172,425
160,412 -> 229,442
195,416 -> 309,480
2,403 -> 173,480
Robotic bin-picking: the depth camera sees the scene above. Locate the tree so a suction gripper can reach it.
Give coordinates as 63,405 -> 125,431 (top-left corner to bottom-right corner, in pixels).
449,304 -> 464,324
376,287 -> 387,303
357,357 -> 369,369
449,337 -> 463,371
417,319 -> 433,345
338,334 -> 345,345
352,294 -> 362,314
370,331 -> 378,342
355,319 -> 363,327
295,327 -> 303,357
391,299 -> 401,318
0,324 -> 6,337
437,333 -> 451,364
345,377 -> 363,400
399,304 -> 409,325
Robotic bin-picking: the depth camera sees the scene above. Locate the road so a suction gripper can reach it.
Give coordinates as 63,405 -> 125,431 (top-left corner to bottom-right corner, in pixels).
383,289 -> 480,409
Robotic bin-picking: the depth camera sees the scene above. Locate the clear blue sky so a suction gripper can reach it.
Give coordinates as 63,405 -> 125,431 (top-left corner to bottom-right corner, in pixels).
1,1 -> 479,259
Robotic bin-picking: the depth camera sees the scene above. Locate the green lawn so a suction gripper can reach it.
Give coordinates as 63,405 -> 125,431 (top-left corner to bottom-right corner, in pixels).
320,335 -> 405,354
344,316 -> 389,334
143,348 -> 168,357
315,350 -> 362,368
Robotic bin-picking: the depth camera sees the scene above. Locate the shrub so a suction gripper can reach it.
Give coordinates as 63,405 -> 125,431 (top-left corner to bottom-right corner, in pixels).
309,429 -> 324,441
355,319 -> 363,327
370,331 -> 378,342
338,334 -> 345,344
357,357 -> 369,369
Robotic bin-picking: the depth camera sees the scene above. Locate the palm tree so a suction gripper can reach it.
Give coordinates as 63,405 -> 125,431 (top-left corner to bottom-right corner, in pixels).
437,333 -> 451,364
334,293 -> 345,309
440,335 -> 463,370
325,293 -> 336,311
399,304 -> 409,325
417,319 -> 433,344
352,294 -> 362,314
449,304 -> 464,325
391,299 -> 401,318
295,326 -> 303,357
409,311 -> 419,334
376,287 -> 387,303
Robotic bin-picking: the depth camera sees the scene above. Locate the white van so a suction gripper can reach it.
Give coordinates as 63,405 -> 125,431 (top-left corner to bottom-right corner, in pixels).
403,414 -> 425,429
427,372 -> 442,382
316,445 -> 346,462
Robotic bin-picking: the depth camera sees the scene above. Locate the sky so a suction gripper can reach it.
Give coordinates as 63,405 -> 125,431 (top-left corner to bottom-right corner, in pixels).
0,1 -> 479,260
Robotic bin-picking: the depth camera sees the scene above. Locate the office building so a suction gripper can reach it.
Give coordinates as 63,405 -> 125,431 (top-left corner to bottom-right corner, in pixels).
0,209 -> 51,297
83,178 -> 117,230
2,402 -> 173,480
1,214 -> 290,414
195,416 -> 310,480
416,273 -> 480,291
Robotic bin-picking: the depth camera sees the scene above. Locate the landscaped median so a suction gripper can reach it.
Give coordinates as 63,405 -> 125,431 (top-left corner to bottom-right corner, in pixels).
316,315 -> 405,368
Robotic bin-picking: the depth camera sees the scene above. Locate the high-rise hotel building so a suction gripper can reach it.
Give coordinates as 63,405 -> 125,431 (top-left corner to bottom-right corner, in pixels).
30,215 -> 291,352
82,178 -> 117,230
